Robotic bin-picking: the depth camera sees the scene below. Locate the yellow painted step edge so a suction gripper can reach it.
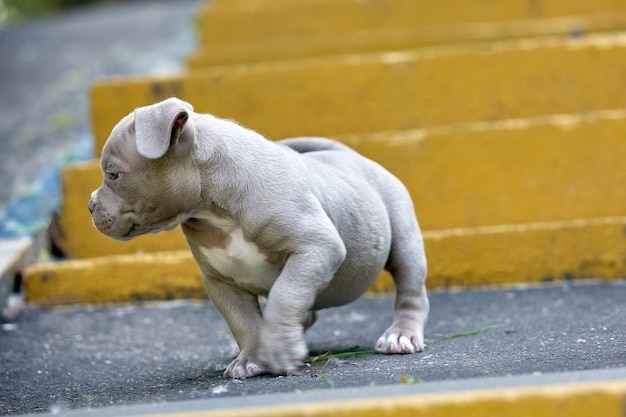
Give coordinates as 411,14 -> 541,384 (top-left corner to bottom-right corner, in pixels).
61,109 -> 626,259
206,0 -> 626,16
139,379 -> 626,417
91,32 -> 626,153
25,251 -> 203,305
25,217 -> 626,305
188,12 -> 626,67
198,0 -> 626,43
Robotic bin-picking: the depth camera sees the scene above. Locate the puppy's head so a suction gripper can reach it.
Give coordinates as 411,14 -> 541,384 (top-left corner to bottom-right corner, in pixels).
88,97 -> 201,241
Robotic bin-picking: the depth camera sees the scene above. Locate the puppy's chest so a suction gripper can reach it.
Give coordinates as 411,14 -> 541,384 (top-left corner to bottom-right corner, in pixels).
183,215 -> 283,293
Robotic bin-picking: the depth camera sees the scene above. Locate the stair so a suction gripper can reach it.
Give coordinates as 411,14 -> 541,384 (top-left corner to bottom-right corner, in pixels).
25,0 -> 626,305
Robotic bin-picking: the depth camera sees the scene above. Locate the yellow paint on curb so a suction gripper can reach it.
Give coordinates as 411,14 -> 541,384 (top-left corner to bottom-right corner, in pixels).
25,251 -> 203,306
198,0 -> 626,43
25,216 -> 626,305
347,109 -> 626,231
92,32 -> 626,153
188,13 -> 626,67
137,380 -> 626,417
62,109 -> 626,259
422,216 -> 626,288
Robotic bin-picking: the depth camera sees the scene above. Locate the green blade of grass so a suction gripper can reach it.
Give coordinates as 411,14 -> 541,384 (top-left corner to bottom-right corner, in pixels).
317,373 -> 335,389
428,323 -> 507,345
307,345 -> 380,370
308,323 -> 505,370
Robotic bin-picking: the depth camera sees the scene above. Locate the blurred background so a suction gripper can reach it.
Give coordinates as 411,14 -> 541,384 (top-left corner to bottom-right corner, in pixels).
1,0 -> 120,21
0,0 -> 201,237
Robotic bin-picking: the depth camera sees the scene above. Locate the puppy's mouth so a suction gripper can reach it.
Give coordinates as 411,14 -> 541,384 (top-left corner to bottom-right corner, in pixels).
124,223 -> 141,238
96,222 -> 144,242
123,222 -> 155,239
123,221 -> 179,239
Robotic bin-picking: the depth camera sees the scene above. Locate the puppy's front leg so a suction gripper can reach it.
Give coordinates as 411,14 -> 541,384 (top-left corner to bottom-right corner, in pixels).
259,243 -> 346,375
202,276 -> 267,379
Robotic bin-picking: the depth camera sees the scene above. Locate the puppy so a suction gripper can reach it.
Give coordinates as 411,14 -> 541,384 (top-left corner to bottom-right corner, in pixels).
88,97 -> 429,378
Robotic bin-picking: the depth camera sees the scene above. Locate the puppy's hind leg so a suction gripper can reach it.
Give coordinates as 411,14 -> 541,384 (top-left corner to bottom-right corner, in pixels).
376,206 -> 429,354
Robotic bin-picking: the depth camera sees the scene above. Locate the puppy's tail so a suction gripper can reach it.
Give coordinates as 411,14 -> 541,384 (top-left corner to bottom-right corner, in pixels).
277,137 -> 356,154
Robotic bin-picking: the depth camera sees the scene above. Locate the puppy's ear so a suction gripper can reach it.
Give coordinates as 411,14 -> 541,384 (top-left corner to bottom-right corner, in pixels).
134,97 -> 194,159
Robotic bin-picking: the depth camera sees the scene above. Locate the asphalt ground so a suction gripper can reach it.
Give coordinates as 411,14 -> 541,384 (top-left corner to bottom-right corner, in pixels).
1,280 -> 625,415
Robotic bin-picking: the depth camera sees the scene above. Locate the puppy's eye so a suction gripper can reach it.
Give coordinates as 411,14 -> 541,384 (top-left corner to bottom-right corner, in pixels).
108,172 -> 120,180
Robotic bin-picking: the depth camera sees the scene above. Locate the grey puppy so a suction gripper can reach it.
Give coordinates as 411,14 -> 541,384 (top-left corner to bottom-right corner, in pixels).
88,97 -> 429,378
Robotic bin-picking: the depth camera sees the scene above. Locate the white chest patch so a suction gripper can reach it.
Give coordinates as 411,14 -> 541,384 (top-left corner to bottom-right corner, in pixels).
198,227 -> 282,292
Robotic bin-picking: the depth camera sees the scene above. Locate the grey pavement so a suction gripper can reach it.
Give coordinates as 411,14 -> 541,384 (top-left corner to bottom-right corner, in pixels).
1,280 -> 625,415
10,368 -> 626,417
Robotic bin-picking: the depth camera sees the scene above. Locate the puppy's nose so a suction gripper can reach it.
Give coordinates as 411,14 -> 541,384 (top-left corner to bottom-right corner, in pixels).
88,199 -> 95,214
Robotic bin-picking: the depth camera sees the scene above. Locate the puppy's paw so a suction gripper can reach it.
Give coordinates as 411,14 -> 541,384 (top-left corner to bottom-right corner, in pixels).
375,325 -> 425,354
258,326 -> 308,375
224,351 -> 269,379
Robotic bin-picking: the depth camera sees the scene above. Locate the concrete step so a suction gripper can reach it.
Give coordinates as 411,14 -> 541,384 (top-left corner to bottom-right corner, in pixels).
25,251 -> 201,305
188,13 -> 626,67
92,32 -> 626,154
197,0 -> 626,44
44,110 -> 626,304
25,216 -> 626,305
59,109 -> 626,262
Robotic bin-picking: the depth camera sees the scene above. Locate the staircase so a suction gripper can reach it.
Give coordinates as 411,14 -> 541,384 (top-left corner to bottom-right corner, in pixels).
26,0 -> 626,305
